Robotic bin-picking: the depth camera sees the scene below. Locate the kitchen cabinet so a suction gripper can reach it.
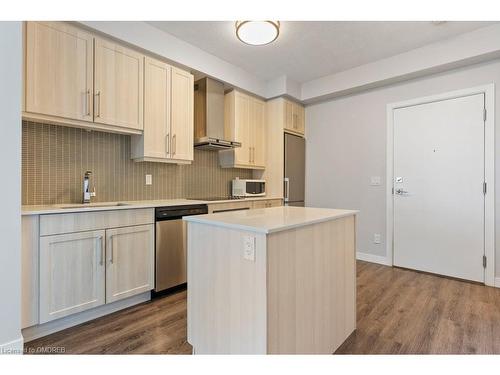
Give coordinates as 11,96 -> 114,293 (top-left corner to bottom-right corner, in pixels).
105,224 -> 154,303
24,21 -> 94,122
284,99 -> 305,135
131,58 -> 193,164
208,200 -> 253,214
219,90 -> 266,169
39,230 -> 106,324
23,21 -> 145,135
252,199 -> 283,209
94,38 -> 144,131
253,98 -> 306,199
170,66 -> 194,162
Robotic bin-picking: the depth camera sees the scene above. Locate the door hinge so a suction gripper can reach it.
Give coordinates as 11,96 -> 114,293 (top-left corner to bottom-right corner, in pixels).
483,108 -> 487,122
483,255 -> 487,268
483,182 -> 487,195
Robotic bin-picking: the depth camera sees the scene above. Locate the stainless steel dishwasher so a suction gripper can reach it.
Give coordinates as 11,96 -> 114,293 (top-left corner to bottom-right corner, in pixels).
154,204 -> 208,292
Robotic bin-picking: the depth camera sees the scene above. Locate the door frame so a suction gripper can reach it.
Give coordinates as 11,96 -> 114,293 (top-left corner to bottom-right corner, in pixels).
386,84 -> 495,286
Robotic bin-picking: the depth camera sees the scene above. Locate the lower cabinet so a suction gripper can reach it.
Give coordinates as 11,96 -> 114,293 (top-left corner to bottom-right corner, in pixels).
252,199 -> 282,209
39,230 -> 106,324
39,223 -> 154,324
105,225 -> 154,304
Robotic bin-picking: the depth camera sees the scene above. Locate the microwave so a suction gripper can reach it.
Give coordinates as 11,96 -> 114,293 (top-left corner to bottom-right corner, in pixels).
232,179 -> 266,197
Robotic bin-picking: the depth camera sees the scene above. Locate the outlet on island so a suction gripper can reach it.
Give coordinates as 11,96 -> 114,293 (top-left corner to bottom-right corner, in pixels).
145,174 -> 153,185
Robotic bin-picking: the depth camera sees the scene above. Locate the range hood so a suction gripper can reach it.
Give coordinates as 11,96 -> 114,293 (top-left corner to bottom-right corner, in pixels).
194,78 -> 241,150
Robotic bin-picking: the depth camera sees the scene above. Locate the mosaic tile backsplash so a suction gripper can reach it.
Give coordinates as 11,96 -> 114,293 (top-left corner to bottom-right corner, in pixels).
22,121 -> 252,205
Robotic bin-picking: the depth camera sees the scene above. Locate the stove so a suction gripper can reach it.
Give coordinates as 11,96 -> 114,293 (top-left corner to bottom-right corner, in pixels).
188,196 -> 244,202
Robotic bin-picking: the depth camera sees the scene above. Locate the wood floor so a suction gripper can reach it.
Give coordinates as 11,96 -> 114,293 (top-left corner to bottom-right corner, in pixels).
25,261 -> 500,354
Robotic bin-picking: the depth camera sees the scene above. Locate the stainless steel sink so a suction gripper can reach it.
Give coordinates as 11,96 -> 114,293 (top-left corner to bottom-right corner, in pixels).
55,202 -> 130,209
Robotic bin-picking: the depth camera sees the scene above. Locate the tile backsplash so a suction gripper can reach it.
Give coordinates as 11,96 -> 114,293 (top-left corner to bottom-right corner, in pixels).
22,121 -> 252,205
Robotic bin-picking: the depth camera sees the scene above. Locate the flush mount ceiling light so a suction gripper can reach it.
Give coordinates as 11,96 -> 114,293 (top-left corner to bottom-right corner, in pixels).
235,21 -> 280,46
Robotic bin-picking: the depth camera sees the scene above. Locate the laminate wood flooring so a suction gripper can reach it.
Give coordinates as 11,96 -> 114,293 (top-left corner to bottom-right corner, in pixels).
25,261 -> 500,354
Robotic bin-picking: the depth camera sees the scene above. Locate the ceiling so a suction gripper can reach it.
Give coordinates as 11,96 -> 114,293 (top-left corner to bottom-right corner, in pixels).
147,21 -> 495,83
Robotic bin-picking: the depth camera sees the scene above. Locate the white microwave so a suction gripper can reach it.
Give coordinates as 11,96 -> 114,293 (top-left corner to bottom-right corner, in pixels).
232,179 -> 266,197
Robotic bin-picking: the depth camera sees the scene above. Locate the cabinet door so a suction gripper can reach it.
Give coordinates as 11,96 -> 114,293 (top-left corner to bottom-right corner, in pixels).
25,21 -> 94,122
142,57 -> 171,159
170,67 -> 194,161
106,224 -> 154,304
284,100 -> 294,132
251,98 -> 266,168
94,38 -> 144,131
293,103 -> 305,135
39,230 -> 105,323
234,92 -> 251,166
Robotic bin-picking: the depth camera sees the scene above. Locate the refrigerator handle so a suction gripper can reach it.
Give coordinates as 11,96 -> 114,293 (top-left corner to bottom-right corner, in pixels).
284,177 -> 290,202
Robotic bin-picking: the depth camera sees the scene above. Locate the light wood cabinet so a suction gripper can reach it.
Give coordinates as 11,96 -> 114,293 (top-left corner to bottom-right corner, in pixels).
24,21 -> 145,135
39,230 -> 106,324
131,58 -> 193,164
252,199 -> 283,209
219,90 -> 266,169
284,99 -> 305,135
170,66 -> 194,162
25,21 -> 94,122
94,38 -> 144,131
105,224 -> 154,304
208,200 -> 253,214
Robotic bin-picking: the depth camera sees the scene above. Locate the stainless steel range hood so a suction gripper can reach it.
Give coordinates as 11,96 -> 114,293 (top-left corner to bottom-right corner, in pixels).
194,78 -> 241,150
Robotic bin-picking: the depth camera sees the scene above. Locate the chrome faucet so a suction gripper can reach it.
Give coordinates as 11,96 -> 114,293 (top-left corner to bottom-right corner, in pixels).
83,171 -> 96,204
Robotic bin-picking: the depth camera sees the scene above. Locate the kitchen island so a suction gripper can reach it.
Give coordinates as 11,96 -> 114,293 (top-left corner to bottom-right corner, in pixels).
184,206 -> 358,354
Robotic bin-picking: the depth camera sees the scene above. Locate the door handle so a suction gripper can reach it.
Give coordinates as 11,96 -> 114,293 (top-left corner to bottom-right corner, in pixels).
284,177 -> 290,202
109,235 -> 114,264
86,89 -> 91,116
99,236 -> 104,266
395,188 -> 409,195
95,91 -> 101,118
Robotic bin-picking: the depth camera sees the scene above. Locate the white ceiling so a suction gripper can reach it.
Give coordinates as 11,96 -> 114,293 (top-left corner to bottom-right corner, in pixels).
147,21 -> 494,83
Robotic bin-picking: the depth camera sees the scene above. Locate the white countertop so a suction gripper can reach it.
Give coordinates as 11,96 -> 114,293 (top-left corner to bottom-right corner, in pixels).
183,206 -> 358,234
21,197 -> 281,215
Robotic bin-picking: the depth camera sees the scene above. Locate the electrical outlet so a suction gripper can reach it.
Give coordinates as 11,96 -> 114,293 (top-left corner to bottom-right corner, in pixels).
370,176 -> 381,186
243,235 -> 256,262
373,233 -> 381,244
145,174 -> 152,185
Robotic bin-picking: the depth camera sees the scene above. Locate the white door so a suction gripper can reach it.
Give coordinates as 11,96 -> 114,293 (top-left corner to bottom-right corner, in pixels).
393,93 -> 485,282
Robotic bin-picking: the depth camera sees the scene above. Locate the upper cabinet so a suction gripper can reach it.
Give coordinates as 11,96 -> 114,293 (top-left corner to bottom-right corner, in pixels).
283,99 -> 305,135
170,67 -> 194,162
23,21 -> 144,135
219,90 -> 266,169
25,21 -> 94,123
131,57 -> 193,164
94,38 -> 144,131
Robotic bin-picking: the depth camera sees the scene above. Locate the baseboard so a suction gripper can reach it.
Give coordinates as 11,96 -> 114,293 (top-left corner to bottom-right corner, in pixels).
0,336 -> 24,355
22,292 -> 151,343
356,251 -> 392,266
494,277 -> 500,288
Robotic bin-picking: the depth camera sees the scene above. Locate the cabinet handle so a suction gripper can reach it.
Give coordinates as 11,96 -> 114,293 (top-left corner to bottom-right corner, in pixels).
173,134 -> 176,156
109,235 -> 114,264
86,89 -> 91,116
95,91 -> 101,118
166,133 -> 170,155
99,236 -> 104,266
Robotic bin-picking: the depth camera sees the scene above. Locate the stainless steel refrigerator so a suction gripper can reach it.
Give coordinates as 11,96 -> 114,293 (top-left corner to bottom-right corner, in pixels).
284,133 -> 305,207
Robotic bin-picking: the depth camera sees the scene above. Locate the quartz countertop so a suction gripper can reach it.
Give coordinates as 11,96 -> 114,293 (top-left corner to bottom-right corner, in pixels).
183,206 -> 358,234
21,197 -> 282,216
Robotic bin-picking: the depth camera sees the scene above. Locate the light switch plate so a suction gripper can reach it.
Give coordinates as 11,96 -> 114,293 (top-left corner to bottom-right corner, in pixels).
145,174 -> 153,185
370,176 -> 381,186
243,236 -> 256,262
374,233 -> 381,244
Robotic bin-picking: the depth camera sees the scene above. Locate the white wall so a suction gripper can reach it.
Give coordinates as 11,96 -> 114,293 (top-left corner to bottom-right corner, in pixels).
0,22 -> 23,353
305,58 -> 500,273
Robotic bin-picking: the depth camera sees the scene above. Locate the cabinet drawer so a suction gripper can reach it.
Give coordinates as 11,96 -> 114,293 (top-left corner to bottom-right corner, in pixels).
208,201 -> 253,214
40,208 -> 154,236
